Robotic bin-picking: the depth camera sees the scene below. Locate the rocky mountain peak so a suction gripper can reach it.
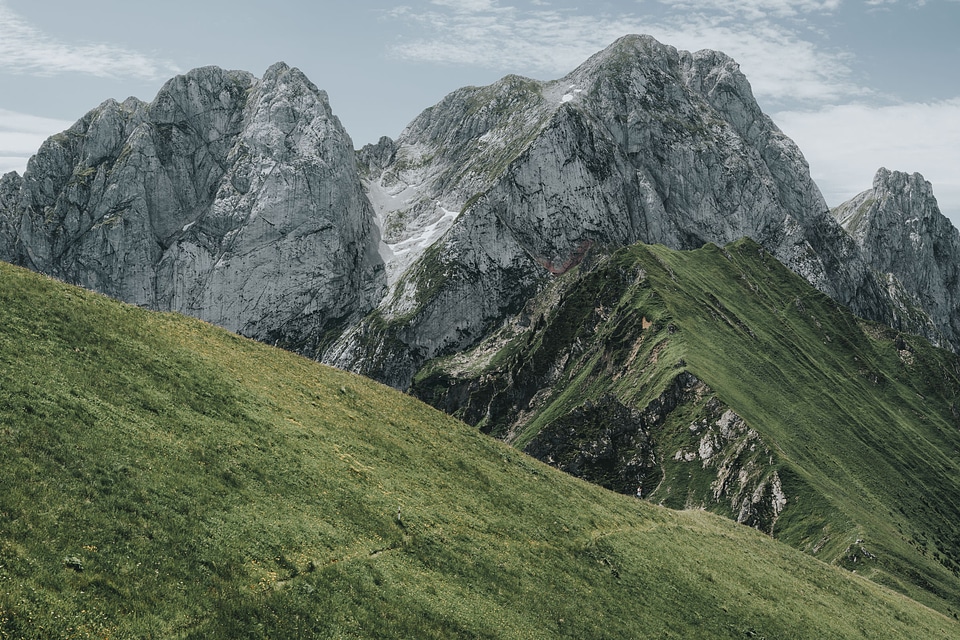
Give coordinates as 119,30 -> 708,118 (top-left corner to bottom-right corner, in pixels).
331,34 -> 894,389
871,167 -> 939,223
836,168 -> 940,241
0,62 -> 385,357
565,34 -> 680,81
833,167 -> 960,347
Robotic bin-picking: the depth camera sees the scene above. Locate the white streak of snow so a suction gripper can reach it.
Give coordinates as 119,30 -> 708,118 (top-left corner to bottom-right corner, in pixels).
390,205 -> 459,260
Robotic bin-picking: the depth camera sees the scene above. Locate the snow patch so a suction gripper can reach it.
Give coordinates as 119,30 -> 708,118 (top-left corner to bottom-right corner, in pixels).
560,84 -> 582,104
390,205 -> 459,261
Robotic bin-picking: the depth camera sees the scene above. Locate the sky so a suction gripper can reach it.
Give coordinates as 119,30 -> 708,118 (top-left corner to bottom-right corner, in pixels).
0,0 -> 958,224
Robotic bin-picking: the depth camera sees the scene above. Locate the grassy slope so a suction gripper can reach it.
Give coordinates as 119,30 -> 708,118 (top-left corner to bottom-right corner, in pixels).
0,262 -> 958,638
411,238 -> 960,618
641,240 -> 960,612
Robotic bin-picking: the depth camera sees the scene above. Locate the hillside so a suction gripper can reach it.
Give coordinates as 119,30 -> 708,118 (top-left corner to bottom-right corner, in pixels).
411,238 -> 960,616
0,261 -> 957,638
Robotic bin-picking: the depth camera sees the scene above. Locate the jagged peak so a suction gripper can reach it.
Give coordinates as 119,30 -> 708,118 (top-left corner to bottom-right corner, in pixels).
588,33 -> 679,65
264,60 -> 291,76
563,33 -> 681,83
835,167 -> 956,249
682,47 -> 752,96
558,33 -> 761,134
564,34 -> 740,87
0,169 -> 21,190
838,167 -> 944,232
153,64 -> 256,95
872,167 -> 936,201
260,60 -> 327,100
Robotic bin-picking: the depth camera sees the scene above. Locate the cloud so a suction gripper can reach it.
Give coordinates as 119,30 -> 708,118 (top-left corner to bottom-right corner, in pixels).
774,99 -> 960,225
0,1 -> 178,79
429,0 -> 500,11
0,108 -> 73,176
657,0 -> 842,20
386,1 -> 864,105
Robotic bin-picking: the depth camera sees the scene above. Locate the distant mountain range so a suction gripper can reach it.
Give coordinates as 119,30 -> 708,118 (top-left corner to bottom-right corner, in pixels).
3,33 -> 960,624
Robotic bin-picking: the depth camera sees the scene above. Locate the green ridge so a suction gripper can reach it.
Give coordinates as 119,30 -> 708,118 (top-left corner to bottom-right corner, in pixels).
1,261 -> 957,638
411,239 -> 960,617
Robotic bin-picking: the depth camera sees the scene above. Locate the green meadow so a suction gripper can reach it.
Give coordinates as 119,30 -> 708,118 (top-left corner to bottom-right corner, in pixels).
412,238 -> 960,620
1,260 -> 958,638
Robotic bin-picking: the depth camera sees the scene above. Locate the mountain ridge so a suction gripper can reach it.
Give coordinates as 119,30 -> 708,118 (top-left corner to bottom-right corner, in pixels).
2,36 -> 957,373
328,34 -> 947,389
410,236 -> 960,614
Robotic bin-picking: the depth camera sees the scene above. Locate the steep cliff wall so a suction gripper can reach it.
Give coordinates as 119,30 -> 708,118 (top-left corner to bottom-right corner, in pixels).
834,168 -> 960,348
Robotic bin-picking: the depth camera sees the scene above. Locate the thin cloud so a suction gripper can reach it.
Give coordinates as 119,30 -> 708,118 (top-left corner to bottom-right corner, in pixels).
0,1 -> 178,79
0,108 -> 73,176
429,0 -> 501,11
386,1 -> 865,105
775,99 -> 960,224
657,0 -> 842,20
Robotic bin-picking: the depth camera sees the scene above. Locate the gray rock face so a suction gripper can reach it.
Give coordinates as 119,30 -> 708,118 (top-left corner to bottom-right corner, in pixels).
0,63 -> 385,356
327,34 -> 892,388
834,168 -> 960,348
0,171 -> 22,258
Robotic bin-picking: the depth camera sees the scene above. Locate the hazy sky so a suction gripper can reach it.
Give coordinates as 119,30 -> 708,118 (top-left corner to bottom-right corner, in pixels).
1,0 -> 958,223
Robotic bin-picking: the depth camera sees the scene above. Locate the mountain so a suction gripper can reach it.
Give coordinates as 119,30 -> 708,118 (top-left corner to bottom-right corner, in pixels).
2,35 -> 957,383
0,62 -> 385,357
3,30 -> 960,608
834,168 -> 960,348
410,236 -> 960,615
326,34 -> 938,389
1,261 -> 957,638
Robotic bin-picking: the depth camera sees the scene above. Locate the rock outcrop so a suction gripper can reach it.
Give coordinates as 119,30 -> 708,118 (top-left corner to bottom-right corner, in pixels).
833,168 -> 960,348
0,63 -> 385,356
326,34 -> 894,389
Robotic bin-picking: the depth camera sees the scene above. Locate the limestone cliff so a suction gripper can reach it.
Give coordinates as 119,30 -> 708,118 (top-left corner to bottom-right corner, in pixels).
833,168 -> 960,348
0,63 -> 385,356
